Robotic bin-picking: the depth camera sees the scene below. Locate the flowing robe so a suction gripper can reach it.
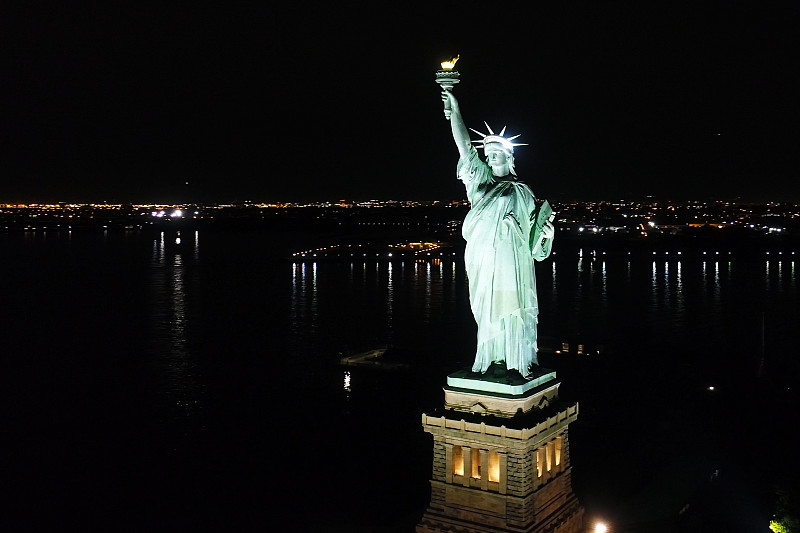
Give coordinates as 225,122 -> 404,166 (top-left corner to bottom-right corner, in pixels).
458,147 -> 552,377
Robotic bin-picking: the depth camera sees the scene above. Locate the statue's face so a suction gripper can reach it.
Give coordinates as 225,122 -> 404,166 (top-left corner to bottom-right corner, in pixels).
484,143 -> 512,177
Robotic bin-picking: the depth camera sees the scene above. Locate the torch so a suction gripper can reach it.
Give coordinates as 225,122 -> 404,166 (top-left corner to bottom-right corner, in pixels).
435,55 -> 460,119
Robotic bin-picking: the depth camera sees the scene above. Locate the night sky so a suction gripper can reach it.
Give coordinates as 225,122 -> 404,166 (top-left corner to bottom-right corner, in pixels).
2,3 -> 798,203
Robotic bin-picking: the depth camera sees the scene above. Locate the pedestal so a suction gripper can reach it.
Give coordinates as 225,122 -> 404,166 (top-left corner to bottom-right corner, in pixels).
417,370 -> 584,533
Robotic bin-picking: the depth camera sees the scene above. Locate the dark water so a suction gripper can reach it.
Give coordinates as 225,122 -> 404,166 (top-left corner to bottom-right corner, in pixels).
2,230 -> 798,531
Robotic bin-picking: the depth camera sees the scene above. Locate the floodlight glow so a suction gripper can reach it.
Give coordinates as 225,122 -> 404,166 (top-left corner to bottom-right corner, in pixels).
170,209 -> 182,217
594,523 -> 608,533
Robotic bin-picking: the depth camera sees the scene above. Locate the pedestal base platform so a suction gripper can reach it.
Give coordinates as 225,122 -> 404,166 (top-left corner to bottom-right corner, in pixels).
444,366 -> 560,418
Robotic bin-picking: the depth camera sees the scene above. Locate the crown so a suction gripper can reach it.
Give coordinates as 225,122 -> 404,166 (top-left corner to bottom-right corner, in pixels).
470,122 -> 527,153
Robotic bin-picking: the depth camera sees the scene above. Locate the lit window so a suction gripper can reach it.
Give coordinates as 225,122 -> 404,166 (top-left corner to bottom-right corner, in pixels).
536,449 -> 543,478
488,451 -> 500,483
471,448 -> 480,479
453,446 -> 464,476
555,437 -> 562,467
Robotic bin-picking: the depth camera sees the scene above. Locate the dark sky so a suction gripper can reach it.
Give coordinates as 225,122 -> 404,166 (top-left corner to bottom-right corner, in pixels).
2,2 -> 798,203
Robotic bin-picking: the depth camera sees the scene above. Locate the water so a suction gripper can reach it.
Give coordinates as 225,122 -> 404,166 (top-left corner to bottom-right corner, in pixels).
2,230 -> 798,531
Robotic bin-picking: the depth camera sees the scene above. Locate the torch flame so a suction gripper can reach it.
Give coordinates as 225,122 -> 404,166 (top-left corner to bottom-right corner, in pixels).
440,54 -> 460,70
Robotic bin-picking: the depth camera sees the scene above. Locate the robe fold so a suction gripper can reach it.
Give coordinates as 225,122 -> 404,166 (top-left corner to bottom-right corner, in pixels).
457,147 -> 552,377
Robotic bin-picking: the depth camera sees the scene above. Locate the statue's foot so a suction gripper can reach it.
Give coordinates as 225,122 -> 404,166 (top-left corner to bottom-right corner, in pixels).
520,364 -> 542,381
486,361 -> 508,379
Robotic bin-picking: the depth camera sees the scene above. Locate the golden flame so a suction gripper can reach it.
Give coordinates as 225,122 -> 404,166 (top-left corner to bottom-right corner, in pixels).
440,54 -> 460,70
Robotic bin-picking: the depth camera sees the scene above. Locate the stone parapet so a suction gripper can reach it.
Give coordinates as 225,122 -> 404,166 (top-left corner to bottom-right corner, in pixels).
421,404 -> 578,449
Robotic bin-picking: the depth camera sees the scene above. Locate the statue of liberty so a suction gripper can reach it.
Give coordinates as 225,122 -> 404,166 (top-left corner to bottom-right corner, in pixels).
441,90 -> 554,379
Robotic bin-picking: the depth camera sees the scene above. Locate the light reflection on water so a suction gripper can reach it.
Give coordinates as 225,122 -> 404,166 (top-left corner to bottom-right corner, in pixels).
150,231 -> 202,425
289,251 -> 799,366
675,260 -> 685,319
387,262 -> 394,330
290,262 -> 317,342
424,261 -> 432,323
600,259 -> 607,301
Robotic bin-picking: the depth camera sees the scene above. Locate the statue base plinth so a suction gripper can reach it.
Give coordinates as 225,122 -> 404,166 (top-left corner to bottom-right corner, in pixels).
444,365 -> 560,418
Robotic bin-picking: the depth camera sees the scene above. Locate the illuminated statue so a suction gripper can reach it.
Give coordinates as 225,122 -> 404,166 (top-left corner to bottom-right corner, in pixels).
442,90 -> 554,378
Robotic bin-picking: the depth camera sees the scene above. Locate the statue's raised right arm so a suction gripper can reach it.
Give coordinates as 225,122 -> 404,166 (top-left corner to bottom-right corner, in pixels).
442,90 -> 471,159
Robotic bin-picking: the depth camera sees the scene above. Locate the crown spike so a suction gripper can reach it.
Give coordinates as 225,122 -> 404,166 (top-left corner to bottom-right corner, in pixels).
470,121 -> 525,153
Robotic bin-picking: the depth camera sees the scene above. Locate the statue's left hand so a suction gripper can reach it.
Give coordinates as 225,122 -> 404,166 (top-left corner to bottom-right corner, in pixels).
542,221 -> 555,239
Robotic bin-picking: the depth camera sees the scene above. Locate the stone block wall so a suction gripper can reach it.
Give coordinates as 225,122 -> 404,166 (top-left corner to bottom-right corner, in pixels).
418,402 -> 583,533
431,440 -> 447,482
